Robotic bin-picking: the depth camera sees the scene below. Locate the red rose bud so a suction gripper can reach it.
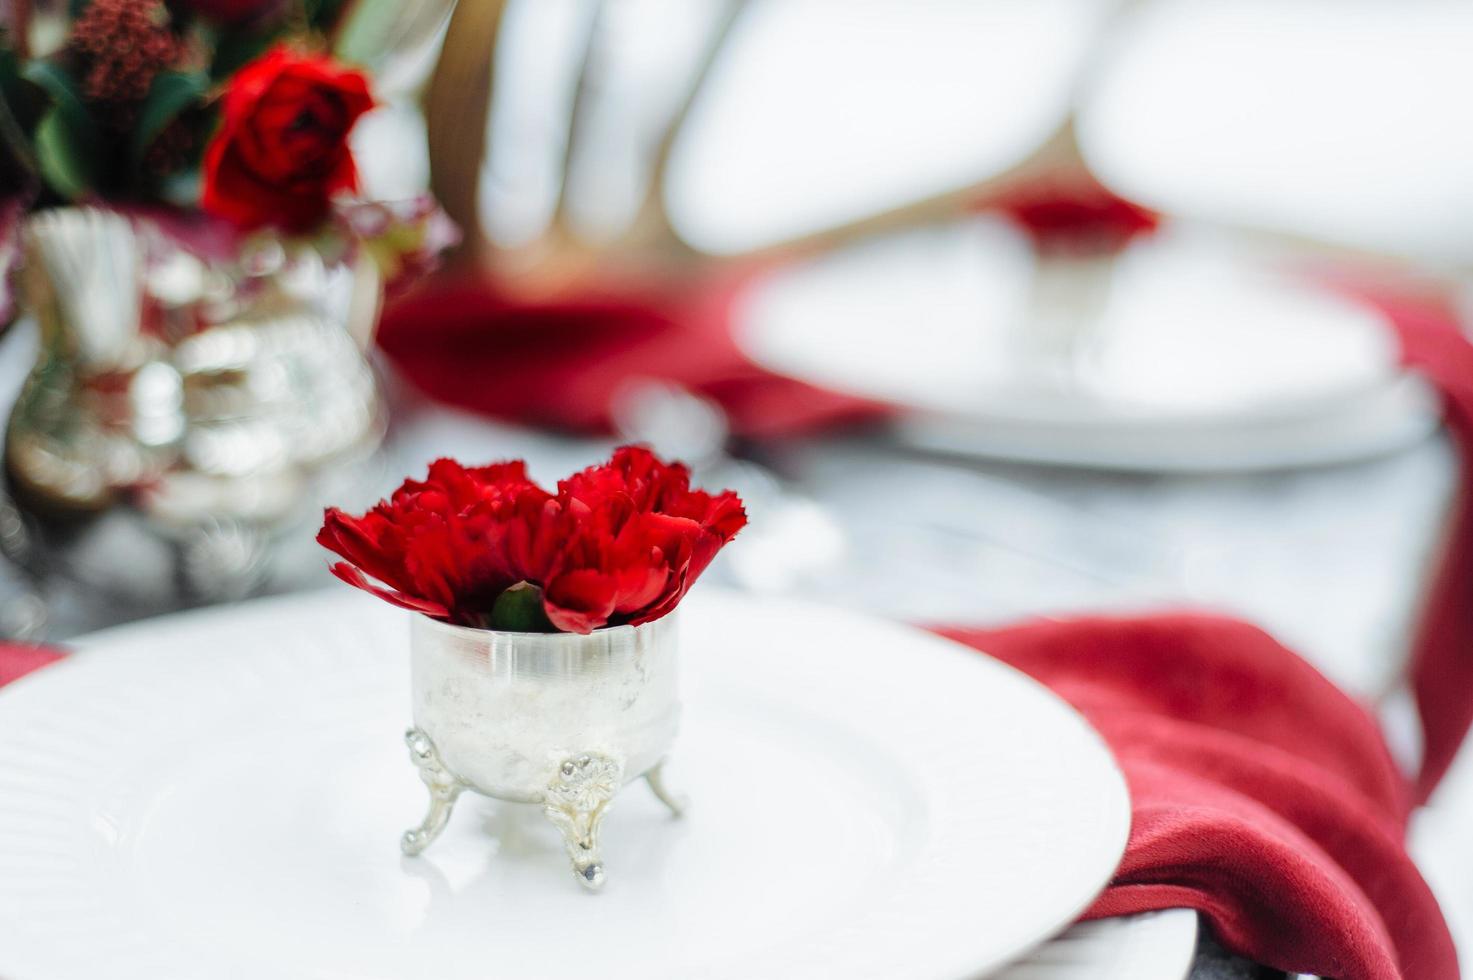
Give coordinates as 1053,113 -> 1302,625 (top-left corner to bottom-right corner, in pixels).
201,46 -> 374,233
318,447 -> 747,633
991,183 -> 1159,256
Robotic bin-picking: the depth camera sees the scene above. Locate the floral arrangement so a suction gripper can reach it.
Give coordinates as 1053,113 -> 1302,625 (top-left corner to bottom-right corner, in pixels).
318,446 -> 748,634
0,0 -> 454,323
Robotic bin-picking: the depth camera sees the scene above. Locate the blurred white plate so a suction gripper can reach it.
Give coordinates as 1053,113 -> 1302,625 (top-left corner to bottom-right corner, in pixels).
736,222 -> 1440,471
665,0 -> 1111,254
0,589 -> 1129,980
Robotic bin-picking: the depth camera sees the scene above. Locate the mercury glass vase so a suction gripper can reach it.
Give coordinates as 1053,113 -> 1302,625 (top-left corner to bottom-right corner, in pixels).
1,207 -> 385,625
401,610 -> 687,890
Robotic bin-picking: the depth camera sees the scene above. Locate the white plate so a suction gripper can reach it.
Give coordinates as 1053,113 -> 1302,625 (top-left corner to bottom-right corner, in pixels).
735,222 -> 1440,472
993,909 -> 1197,980
0,589 -> 1129,980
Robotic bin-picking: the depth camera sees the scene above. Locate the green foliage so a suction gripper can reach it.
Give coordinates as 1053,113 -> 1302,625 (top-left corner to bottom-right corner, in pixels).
305,0 -> 355,34
20,61 -> 99,199
32,111 -> 92,196
209,27 -> 274,82
131,71 -> 209,168
0,48 -> 27,114
0,48 -> 40,178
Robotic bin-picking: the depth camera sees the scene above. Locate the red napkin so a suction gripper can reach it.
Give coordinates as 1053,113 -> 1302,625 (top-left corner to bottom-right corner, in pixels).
378,271 -> 885,440
1349,283 -> 1473,805
933,614 -> 1455,980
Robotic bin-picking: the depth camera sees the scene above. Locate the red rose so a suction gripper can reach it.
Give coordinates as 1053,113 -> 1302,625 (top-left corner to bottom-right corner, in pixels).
201,47 -> 374,233
318,447 -> 747,633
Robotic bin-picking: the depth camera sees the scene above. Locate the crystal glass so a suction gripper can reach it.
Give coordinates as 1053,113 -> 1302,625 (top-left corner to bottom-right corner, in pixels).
401,610 -> 686,889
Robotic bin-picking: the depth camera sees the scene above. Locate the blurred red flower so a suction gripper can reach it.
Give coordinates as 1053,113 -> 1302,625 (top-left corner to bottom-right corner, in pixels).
318,447 -> 746,633
201,46 -> 373,233
991,183 -> 1159,255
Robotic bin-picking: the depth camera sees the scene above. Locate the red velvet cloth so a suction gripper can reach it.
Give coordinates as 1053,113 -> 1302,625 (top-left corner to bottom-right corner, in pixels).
378,272 -> 886,440
933,615 -> 1456,980
1361,286 -> 1473,805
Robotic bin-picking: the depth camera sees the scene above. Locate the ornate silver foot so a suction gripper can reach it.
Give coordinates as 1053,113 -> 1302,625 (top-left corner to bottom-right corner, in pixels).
542,753 -> 623,890
644,759 -> 688,817
401,728 -> 464,856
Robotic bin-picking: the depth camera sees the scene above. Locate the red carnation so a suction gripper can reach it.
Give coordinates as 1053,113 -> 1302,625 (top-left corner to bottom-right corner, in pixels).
201,46 -> 374,234
318,447 -> 746,633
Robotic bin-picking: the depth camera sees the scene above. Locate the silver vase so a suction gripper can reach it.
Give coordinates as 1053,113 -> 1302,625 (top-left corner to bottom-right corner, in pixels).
2,207 -> 386,626
402,610 -> 686,890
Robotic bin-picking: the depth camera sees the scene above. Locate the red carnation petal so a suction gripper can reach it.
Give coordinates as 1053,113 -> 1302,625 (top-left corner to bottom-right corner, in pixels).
543,568 -> 619,634
705,492 -> 748,541
611,560 -> 670,616
328,562 -> 450,618
317,509 -> 408,590
319,446 -> 742,629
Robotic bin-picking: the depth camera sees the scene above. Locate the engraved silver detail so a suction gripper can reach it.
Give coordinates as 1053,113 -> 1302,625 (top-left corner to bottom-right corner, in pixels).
400,727 -> 464,856
542,753 -> 624,890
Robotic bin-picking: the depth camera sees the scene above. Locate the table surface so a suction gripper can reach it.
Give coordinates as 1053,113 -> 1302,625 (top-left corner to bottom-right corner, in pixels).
1,337 -> 1466,978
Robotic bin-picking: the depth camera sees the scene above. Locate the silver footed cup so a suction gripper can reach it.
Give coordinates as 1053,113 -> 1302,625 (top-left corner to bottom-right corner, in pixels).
401,610 -> 686,890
